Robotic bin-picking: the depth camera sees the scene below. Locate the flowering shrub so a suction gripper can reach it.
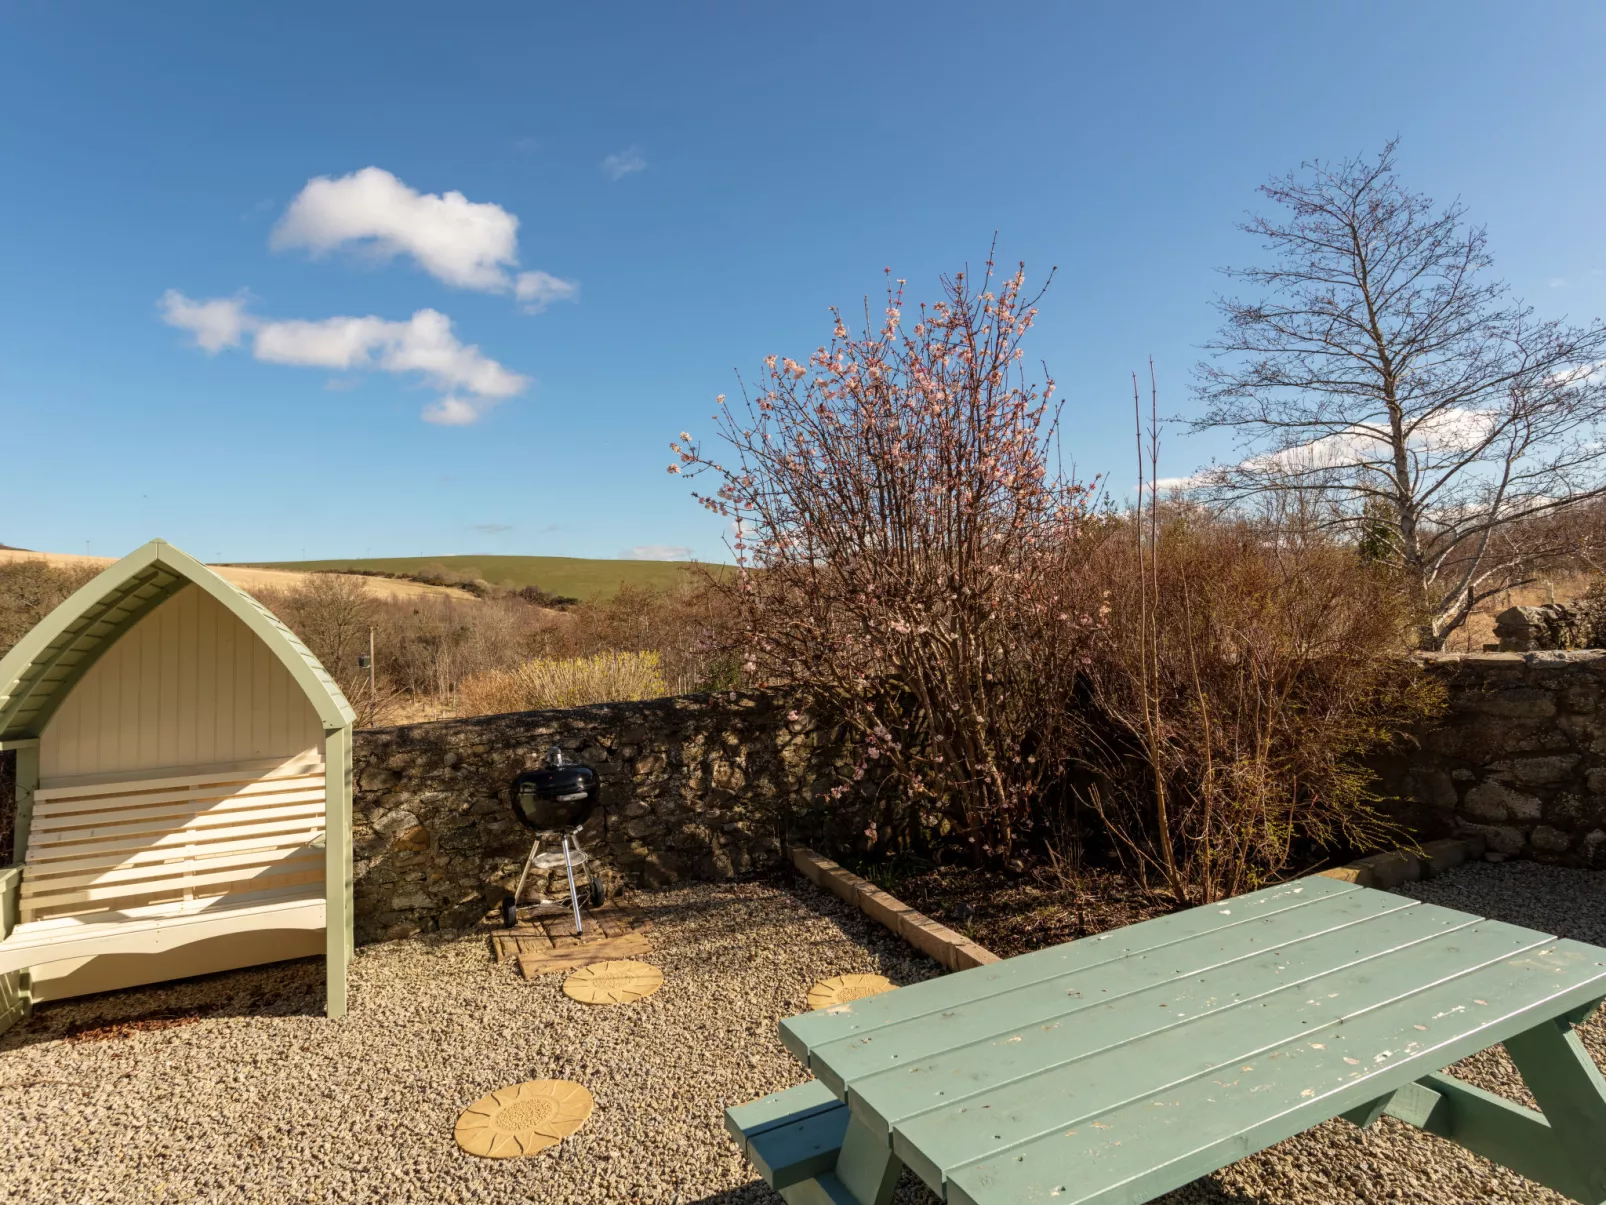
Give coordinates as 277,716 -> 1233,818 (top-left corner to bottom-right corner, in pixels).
673,252 -> 1095,860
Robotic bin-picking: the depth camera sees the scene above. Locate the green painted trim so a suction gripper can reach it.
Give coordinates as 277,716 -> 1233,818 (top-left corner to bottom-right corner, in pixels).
0,563 -> 181,741
0,865 -> 20,940
0,867 -> 23,1036
0,739 -> 39,751
147,543 -> 356,731
323,725 -> 352,1019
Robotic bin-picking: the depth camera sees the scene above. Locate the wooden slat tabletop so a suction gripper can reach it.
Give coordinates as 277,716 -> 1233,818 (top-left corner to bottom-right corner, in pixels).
779,875 -> 1606,1205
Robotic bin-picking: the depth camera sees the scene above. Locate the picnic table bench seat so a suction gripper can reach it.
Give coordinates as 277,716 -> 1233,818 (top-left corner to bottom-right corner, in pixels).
726,1080 -> 853,1201
727,874 -> 1606,1205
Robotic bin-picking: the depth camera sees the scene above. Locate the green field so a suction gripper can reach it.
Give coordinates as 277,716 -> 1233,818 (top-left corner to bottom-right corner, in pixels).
246,555 -> 730,601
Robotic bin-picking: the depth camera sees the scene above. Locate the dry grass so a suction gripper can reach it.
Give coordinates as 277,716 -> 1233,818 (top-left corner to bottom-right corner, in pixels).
0,549 -> 476,603
1452,573 -> 1595,651
456,650 -> 669,715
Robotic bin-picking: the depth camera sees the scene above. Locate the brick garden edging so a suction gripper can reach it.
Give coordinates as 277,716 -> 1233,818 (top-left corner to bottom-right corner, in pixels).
789,848 -> 1000,971
1316,834 -> 1488,890
794,835 -> 1490,971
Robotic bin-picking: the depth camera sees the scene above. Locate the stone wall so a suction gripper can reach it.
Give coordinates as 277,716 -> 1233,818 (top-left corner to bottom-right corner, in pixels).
1495,600 -> 1606,651
347,651 -> 1606,942
349,691 -> 858,943
1379,651 -> 1606,867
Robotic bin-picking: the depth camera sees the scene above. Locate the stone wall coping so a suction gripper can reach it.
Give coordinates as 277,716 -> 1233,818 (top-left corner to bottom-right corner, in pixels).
789,847 -> 1000,971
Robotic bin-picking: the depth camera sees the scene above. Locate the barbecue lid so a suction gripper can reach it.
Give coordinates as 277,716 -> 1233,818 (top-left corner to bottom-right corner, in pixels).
510,746 -> 600,830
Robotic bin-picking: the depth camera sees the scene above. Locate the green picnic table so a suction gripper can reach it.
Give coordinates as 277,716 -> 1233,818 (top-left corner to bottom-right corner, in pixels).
725,873 -> 1606,1205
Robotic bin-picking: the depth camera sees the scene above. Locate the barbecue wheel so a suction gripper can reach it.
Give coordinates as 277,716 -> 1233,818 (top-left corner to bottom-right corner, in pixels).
500,893 -> 518,929
589,877 -> 606,907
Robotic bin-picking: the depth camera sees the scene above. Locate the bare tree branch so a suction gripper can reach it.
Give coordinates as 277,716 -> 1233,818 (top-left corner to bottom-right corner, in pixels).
1191,141 -> 1606,647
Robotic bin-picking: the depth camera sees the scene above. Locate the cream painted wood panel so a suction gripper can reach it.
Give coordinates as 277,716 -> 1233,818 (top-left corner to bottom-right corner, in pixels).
40,584 -> 322,781
20,759 -> 326,923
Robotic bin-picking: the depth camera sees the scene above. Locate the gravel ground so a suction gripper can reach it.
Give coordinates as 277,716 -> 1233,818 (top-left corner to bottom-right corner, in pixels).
3,860 -> 1604,1205
0,878 -> 938,1205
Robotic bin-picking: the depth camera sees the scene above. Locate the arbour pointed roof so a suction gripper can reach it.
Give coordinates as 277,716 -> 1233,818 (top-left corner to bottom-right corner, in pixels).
0,539 -> 354,742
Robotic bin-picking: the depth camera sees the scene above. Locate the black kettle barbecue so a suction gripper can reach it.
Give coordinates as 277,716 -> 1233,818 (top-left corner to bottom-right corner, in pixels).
501,745 -> 606,933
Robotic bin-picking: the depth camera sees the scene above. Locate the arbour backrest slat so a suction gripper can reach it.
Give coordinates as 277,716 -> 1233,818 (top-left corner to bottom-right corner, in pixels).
18,756 -> 326,924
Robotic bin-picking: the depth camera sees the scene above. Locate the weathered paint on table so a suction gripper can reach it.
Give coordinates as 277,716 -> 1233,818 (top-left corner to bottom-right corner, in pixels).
741,874 -> 1606,1205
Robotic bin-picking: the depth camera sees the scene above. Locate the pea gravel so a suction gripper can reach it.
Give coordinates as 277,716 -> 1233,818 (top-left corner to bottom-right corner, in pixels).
3,861 -> 1604,1205
0,878 -> 937,1205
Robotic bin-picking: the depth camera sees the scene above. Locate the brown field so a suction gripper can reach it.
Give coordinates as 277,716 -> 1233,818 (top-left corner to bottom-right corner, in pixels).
0,549 -> 478,603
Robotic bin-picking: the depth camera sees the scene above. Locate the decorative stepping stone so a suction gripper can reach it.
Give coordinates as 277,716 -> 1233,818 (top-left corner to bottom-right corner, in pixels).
562,958 -> 664,1005
454,1079 -> 594,1158
807,972 -> 894,1011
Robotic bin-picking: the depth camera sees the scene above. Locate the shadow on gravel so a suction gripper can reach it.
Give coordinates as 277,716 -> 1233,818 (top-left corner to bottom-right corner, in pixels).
684,1167 -> 943,1204
1,954 -> 324,1053
685,1169 -> 1273,1205
630,875 -> 923,967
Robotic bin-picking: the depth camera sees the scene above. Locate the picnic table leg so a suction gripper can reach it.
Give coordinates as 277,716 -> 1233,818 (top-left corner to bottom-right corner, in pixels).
1342,1010 -> 1606,1205
1503,1015 -> 1606,1203
831,1114 -> 904,1205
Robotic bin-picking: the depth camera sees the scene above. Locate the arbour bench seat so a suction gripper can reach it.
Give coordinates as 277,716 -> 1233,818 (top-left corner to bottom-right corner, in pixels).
0,539 -> 357,1027
0,890 -> 324,977
0,757 -> 328,984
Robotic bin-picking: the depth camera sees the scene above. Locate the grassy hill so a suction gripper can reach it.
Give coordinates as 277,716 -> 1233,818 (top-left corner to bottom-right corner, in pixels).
245,555 -> 729,601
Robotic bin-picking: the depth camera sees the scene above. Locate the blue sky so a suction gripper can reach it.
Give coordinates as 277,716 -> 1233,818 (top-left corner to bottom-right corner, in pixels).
3,2 -> 1603,565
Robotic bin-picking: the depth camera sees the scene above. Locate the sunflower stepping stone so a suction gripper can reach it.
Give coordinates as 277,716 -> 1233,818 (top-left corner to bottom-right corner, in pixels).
455,1079 -> 593,1158
807,972 -> 894,1010
562,959 -> 664,1005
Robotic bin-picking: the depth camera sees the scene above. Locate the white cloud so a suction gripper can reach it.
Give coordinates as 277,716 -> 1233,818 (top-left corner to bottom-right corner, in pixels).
601,147 -> 646,181
623,544 -> 693,561
1152,476 -> 1201,492
1171,408 -> 1507,496
514,270 -> 580,314
1549,360 -> 1606,388
423,396 -> 493,426
269,166 -> 577,310
160,292 -> 527,425
158,290 -> 253,352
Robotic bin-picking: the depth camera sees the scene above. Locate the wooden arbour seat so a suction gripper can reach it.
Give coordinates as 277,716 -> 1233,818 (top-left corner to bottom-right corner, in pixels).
0,756 -> 328,979
0,540 -> 355,1032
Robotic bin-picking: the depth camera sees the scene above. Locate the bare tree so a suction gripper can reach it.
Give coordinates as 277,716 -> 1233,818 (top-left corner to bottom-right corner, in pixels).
1193,141 -> 1606,647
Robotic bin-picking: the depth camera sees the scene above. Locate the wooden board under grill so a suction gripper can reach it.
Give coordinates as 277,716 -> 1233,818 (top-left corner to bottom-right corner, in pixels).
484,900 -> 654,978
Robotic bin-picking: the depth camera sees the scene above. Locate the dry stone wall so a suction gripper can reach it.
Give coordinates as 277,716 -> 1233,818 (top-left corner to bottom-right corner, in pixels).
349,691 -> 861,943
1495,600 -> 1606,651
1379,651 -> 1606,867
347,651 -> 1606,943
